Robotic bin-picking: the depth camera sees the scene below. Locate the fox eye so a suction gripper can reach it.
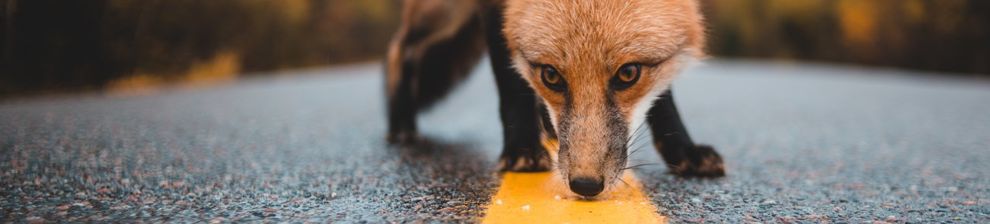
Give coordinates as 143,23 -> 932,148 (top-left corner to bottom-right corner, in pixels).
540,65 -> 566,92
611,63 -> 641,90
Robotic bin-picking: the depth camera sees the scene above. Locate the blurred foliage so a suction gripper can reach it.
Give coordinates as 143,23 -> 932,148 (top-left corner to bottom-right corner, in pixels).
702,0 -> 989,75
1,0 -> 987,98
0,0 -> 399,97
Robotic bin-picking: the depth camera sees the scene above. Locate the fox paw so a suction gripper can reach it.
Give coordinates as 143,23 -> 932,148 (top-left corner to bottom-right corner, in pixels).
669,145 -> 726,177
496,148 -> 552,172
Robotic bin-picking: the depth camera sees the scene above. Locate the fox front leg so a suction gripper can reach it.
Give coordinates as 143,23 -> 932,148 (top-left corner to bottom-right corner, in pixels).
648,89 -> 725,177
484,4 -> 551,172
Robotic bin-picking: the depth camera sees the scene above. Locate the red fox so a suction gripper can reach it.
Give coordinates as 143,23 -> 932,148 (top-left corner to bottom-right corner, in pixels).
386,0 -> 725,198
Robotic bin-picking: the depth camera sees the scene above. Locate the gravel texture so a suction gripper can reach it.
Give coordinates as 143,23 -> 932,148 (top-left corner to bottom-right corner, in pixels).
640,62 -> 990,223
1,60 -> 988,222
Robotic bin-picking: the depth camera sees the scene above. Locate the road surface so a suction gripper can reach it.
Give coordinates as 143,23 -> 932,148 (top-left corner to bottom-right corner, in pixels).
1,60 -> 988,222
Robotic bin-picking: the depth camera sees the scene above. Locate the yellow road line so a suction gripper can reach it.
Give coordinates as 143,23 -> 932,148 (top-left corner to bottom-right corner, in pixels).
482,171 -> 665,223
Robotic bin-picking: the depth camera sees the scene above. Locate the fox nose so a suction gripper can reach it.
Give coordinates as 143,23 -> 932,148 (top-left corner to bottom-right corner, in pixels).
569,177 -> 604,197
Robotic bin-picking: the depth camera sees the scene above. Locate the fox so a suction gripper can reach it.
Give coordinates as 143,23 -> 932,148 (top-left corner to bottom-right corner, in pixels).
385,0 -> 725,198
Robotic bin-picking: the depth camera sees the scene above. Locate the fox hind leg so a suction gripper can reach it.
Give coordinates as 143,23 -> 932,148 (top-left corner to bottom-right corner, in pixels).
385,0 -> 486,144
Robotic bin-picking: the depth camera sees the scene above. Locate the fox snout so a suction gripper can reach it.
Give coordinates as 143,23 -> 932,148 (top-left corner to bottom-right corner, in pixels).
558,138 -> 628,198
555,108 -> 629,198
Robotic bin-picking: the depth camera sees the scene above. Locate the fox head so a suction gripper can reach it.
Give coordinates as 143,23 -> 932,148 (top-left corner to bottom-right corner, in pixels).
502,0 -> 706,198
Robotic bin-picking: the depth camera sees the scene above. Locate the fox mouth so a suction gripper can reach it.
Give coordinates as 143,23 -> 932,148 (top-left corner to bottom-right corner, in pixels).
557,141 -> 631,197
542,122 -> 658,201
551,169 -> 637,200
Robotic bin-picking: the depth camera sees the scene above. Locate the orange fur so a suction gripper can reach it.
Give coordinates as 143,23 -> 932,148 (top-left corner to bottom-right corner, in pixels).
503,0 -> 706,127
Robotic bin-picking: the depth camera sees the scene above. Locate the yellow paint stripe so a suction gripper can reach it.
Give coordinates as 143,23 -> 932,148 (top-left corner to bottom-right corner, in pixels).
482,171 -> 665,223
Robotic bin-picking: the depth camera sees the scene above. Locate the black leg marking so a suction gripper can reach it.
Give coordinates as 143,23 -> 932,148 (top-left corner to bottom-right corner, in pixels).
386,55 -> 420,144
385,2 -> 486,145
648,88 -> 725,177
483,4 -> 550,172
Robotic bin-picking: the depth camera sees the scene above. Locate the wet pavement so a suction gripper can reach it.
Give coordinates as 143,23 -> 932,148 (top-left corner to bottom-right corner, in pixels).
2,60 -> 989,222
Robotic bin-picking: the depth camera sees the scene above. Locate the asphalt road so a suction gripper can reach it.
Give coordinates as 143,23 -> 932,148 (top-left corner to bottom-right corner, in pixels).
1,60 -> 988,222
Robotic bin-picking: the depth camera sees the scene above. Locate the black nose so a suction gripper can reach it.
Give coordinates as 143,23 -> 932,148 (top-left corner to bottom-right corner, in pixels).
569,177 -> 604,197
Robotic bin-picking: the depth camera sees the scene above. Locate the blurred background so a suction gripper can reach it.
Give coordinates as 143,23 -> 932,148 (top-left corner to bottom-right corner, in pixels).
0,0 -> 987,99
